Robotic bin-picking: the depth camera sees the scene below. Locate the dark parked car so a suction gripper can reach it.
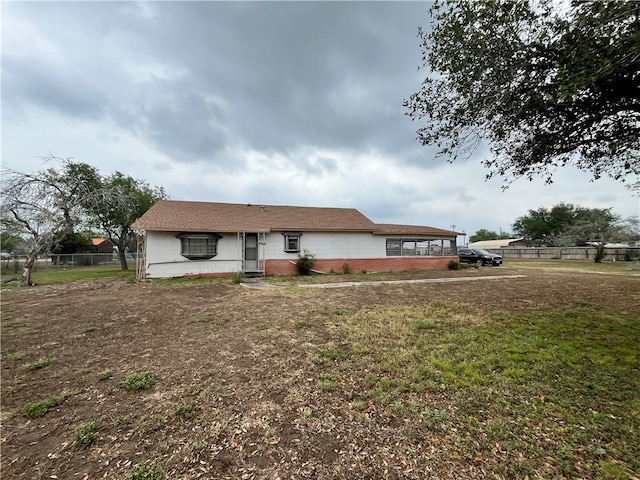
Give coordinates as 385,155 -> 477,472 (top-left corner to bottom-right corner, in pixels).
457,248 -> 503,266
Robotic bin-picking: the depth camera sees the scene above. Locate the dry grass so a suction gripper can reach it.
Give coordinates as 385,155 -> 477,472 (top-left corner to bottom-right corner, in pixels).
1,265 -> 638,479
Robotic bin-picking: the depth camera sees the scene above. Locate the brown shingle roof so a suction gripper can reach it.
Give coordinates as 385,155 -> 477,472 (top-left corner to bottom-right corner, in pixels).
131,200 -> 379,233
374,223 -> 465,237
131,200 -> 461,238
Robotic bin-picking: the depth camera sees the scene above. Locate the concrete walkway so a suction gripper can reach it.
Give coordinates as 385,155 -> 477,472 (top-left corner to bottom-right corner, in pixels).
240,274 -> 527,290
299,274 -> 527,289
239,279 -> 282,289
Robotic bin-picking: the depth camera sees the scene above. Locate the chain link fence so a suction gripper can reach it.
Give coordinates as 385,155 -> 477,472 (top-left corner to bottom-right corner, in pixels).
1,253 -> 140,274
46,253 -> 140,267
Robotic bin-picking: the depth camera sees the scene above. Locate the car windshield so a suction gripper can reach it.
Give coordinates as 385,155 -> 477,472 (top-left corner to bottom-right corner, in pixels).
474,249 -> 492,255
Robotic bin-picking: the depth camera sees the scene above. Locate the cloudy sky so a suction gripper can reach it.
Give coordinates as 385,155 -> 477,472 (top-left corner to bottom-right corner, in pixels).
2,1 -> 638,240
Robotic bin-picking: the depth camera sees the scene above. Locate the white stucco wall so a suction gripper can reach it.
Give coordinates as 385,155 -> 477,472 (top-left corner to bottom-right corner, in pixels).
142,230 -> 453,278
143,231 -> 241,278
264,232 -> 385,259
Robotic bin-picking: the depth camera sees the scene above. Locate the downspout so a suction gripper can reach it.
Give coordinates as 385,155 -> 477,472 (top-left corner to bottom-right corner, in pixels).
237,232 -> 242,273
259,232 -> 266,275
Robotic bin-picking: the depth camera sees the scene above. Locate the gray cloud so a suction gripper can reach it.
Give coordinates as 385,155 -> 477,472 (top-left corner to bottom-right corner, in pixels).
2,54 -> 107,120
136,91 -> 230,161
3,1 -> 429,169
5,1 -> 428,169
3,1 -> 637,237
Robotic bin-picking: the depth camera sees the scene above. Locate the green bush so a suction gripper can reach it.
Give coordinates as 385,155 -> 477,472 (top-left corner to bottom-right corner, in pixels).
448,260 -> 481,270
21,396 -> 60,418
77,421 -> 101,446
174,401 -> 195,416
317,346 -> 346,362
27,358 -> 50,370
231,271 -> 245,284
295,250 -> 316,276
129,461 -> 166,480
120,372 -> 156,391
6,352 -> 25,361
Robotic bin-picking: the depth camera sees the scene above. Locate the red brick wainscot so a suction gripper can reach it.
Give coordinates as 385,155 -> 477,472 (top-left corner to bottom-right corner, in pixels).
265,256 -> 455,276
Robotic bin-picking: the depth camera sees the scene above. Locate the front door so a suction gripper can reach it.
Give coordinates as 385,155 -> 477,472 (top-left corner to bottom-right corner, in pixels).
244,233 -> 258,271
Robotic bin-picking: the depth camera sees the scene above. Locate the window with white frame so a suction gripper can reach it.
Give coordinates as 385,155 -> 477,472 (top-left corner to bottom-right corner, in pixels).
282,232 -> 301,252
176,233 -> 221,260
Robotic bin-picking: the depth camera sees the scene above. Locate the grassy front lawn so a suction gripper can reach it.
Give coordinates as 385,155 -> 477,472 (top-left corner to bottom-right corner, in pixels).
0,262 -> 135,286
325,300 -> 639,478
1,267 -> 638,478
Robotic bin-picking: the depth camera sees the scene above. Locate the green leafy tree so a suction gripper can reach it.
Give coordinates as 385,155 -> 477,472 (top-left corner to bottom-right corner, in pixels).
513,203 -> 572,245
1,230 -> 23,254
512,203 -> 629,248
85,172 -> 167,270
404,0 -> 640,185
513,203 -> 591,246
469,229 -> 512,243
50,231 -> 94,255
513,208 -> 552,245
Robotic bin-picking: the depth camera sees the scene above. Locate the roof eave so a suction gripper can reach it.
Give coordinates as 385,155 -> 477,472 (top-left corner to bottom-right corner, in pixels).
132,226 -> 272,234
372,231 -> 461,236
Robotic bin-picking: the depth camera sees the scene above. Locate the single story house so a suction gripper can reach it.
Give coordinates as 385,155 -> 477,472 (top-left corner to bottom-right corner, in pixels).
91,238 -> 114,253
468,238 -> 531,249
131,200 -> 464,279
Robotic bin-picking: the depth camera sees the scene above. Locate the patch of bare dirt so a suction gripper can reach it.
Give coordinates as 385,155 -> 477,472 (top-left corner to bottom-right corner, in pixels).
1,267 -> 638,479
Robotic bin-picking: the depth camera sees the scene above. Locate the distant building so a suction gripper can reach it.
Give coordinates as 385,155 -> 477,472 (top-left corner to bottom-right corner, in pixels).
91,238 -> 114,254
468,238 -> 531,249
587,241 -> 640,248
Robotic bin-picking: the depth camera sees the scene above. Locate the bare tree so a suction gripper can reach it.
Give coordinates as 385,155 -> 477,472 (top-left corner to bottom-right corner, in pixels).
557,211 -> 638,263
0,157 -> 100,286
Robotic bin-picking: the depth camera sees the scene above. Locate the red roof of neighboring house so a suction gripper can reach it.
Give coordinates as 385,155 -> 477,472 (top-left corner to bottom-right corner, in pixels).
92,238 -> 107,246
131,200 -> 460,237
